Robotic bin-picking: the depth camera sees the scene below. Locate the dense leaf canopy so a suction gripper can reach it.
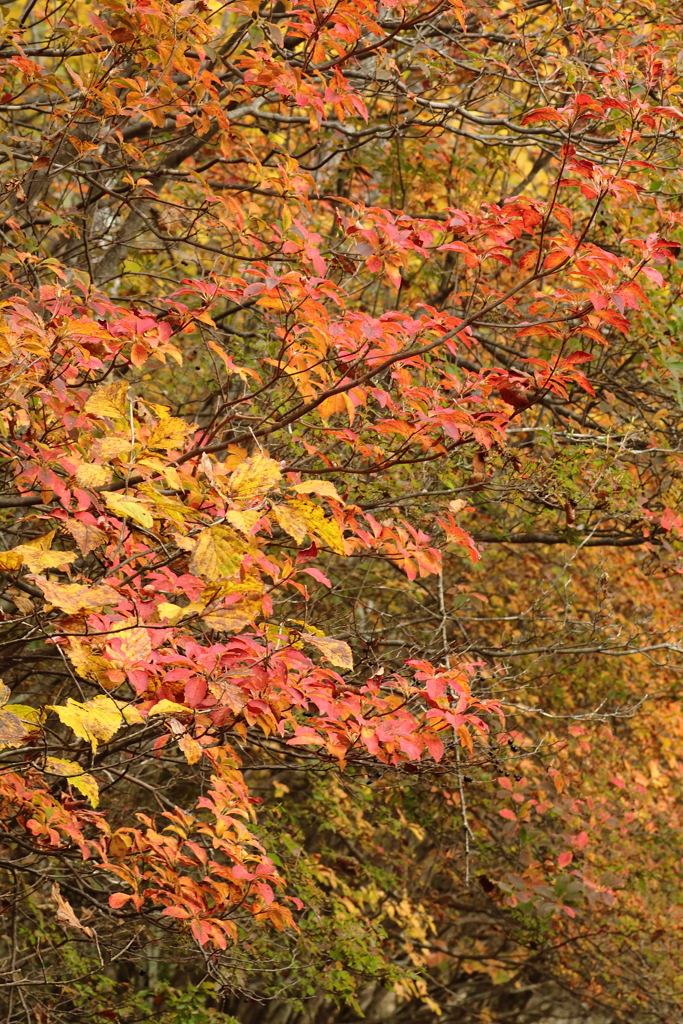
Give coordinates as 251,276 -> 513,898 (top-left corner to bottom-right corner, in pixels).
1,0 -> 683,1020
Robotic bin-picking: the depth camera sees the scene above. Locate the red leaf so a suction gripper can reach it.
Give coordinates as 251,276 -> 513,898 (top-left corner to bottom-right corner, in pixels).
521,107 -> 565,125
108,892 -> 132,909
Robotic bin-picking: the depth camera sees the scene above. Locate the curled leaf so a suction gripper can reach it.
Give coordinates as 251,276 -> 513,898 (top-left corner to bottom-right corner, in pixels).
148,699 -> 191,716
290,480 -> 343,503
51,883 -> 93,937
45,757 -> 100,807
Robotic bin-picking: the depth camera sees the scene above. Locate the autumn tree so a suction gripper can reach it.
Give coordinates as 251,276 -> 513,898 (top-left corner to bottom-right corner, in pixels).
1,0 -> 683,1020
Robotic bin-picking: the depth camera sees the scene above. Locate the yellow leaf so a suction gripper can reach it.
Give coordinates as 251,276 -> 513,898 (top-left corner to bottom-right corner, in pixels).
139,485 -> 189,527
295,501 -> 345,555
272,502 -> 308,544
107,626 -> 152,667
189,525 -> 250,581
76,463 -> 112,488
90,437 -> 133,460
204,594 -> 263,632
144,415 -> 192,452
178,733 -> 203,764
290,480 -> 343,503
0,532 -> 75,573
228,452 -> 281,504
144,402 -> 170,418
22,531 -> 55,551
84,380 -> 128,419
12,547 -> 76,573
224,444 -> 247,471
0,709 -> 27,748
162,465 -> 182,490
48,695 -> 143,752
65,638 -> 115,687
68,134 -> 99,155
137,458 -> 184,493
103,492 -> 153,528
318,391 -> 355,424
0,550 -> 22,570
108,832 -> 133,858
272,500 -> 345,554
148,699 -> 190,716
8,704 -> 41,728
302,633 -> 354,669
194,309 -> 216,327
63,520 -> 108,556
226,508 -> 263,534
45,757 -> 100,808
157,601 -> 186,625
32,577 -> 119,614
172,532 -> 196,553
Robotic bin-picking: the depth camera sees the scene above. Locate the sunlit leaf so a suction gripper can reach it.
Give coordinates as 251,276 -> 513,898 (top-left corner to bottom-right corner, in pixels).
48,696 -> 143,752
